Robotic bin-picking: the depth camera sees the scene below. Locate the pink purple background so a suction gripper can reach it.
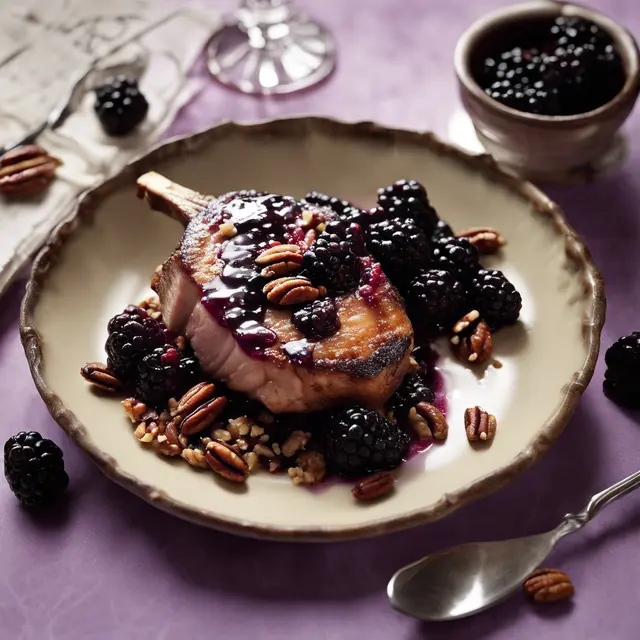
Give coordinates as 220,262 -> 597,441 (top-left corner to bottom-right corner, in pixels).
2,1 -> 640,638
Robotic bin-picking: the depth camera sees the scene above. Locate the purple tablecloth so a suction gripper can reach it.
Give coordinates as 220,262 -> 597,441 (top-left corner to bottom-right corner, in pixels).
3,1 -> 640,637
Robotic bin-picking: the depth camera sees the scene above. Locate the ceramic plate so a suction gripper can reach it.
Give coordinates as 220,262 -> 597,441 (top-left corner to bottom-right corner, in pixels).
21,118 -> 604,541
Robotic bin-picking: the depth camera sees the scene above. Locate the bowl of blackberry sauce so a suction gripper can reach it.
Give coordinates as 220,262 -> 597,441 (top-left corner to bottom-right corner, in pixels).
454,1 -> 640,182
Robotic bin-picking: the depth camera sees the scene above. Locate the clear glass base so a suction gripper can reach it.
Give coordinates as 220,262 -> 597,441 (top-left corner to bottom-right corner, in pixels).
206,6 -> 336,95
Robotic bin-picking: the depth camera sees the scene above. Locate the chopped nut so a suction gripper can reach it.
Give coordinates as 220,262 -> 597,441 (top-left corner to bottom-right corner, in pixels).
80,362 -> 122,392
456,227 -> 505,254
352,472 -> 394,501
243,451 -> 259,472
464,406 -> 497,442
271,442 -> 281,456
205,440 -> 249,482
415,402 -> 449,441
263,276 -> 319,305
140,432 -> 154,444
288,450 -> 326,485
228,416 -> 254,439
523,569 -> 574,603
281,430 -> 310,457
134,423 -> 146,439
181,448 -> 208,469
153,435 -> 181,457
213,428 -> 232,442
452,310 -> 480,335
122,398 -> 158,423
235,438 -> 249,451
250,425 -> 265,438
219,221 -> 237,237
259,434 -> 270,443
269,460 -> 281,473
253,443 -> 275,459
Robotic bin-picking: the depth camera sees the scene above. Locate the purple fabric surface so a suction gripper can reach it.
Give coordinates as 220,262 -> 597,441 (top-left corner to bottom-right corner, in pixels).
3,0 -> 640,637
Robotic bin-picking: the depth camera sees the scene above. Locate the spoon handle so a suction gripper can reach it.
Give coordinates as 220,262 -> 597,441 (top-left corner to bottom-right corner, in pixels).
571,469 -> 640,524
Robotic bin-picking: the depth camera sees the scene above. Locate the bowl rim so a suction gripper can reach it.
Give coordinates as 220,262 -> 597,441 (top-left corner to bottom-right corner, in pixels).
454,0 -> 640,125
19,116 -> 606,541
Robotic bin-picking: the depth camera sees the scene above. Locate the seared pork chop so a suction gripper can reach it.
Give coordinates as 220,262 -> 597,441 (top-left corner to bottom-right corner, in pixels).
137,172 -> 413,413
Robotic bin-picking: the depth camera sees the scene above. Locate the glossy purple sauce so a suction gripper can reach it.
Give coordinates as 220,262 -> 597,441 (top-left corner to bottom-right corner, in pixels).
201,194 -> 308,356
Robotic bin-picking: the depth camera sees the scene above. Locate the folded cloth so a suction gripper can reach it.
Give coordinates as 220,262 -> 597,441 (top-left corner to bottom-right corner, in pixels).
0,1 -> 219,297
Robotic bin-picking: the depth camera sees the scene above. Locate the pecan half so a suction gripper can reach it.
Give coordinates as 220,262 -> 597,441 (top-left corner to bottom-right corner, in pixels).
0,144 -> 62,196
523,569 -> 574,603
205,440 -> 249,482
456,227 -> 505,254
464,406 -> 497,442
256,244 -> 303,278
175,382 -> 217,418
415,402 -> 449,441
263,276 -> 319,305
80,362 -> 122,392
180,396 -> 228,436
352,472 -> 394,501
450,317 -> 493,365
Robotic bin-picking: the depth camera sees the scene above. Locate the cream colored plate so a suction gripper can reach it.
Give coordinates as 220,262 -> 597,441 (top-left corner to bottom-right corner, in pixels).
21,118 -> 604,541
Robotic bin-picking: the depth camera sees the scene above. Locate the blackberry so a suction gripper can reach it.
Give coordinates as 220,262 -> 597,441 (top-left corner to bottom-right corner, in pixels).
481,17 -> 624,116
471,269 -> 522,329
603,333 -> 640,407
377,179 -> 439,235
323,219 -> 368,256
105,306 -> 171,380
407,269 -> 466,333
304,191 -> 355,218
302,231 -> 361,294
135,345 -> 202,409
94,76 -> 149,136
4,432 -> 69,507
431,237 -> 479,282
292,298 -> 340,340
388,373 -> 436,419
431,220 -> 454,244
365,217 -> 429,289
324,406 -> 410,476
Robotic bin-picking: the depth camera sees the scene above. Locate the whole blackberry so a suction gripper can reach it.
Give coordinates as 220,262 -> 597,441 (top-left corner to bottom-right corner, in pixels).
431,237 -> 479,282
324,219 -> 367,256
292,298 -> 340,340
366,217 -> 430,288
105,306 -> 171,380
407,269 -> 467,333
302,231 -> 361,294
603,333 -> 640,407
325,406 -> 410,476
471,269 -> 522,329
377,179 -> 439,235
135,345 -> 202,408
4,432 -> 69,507
388,373 -> 436,419
431,220 -> 454,244
304,191 -> 355,218
94,76 -> 149,136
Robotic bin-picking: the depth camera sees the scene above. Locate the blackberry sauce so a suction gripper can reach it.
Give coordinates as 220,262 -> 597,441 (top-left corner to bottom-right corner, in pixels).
201,194 -> 306,356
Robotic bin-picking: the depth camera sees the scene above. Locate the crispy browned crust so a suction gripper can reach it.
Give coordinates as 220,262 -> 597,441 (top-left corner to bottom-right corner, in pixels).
20,118 -> 605,541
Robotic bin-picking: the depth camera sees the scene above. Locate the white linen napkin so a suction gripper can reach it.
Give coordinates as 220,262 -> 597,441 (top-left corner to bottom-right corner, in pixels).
0,1 -> 220,297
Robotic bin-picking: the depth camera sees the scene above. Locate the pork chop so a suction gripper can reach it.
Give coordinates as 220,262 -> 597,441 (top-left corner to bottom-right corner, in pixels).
137,172 -> 413,413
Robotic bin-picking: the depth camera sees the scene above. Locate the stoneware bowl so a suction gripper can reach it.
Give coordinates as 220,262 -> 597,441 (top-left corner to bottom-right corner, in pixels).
454,0 -> 640,183
21,118 -> 605,541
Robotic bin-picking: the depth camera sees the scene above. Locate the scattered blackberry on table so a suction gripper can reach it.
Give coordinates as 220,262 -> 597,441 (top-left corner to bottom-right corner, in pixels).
302,231 -> 361,294
135,345 -> 202,409
365,217 -> 430,289
4,432 -> 69,507
324,406 -> 410,476
292,298 -> 340,340
481,17 -> 625,116
431,219 -> 454,244
377,179 -> 439,235
388,373 -> 436,419
431,237 -> 479,283
471,269 -> 522,329
105,306 -> 171,380
94,76 -> 149,136
603,332 -> 640,407
407,268 -> 467,333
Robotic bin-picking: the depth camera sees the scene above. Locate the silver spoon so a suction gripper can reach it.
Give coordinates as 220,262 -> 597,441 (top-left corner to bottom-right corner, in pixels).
388,468 -> 640,621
